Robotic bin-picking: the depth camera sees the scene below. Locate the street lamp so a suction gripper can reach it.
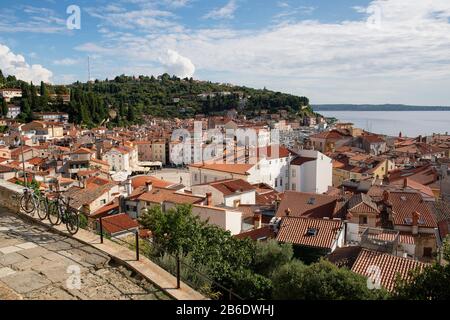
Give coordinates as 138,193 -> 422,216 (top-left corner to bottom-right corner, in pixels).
20,130 -> 27,188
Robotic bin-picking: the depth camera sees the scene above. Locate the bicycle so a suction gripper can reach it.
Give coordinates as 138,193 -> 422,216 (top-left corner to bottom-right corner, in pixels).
47,191 -> 80,235
19,187 -> 39,216
36,193 -> 49,221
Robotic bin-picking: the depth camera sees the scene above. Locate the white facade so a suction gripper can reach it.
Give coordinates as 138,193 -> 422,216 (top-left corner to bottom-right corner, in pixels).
0,89 -> 22,102
289,149 -> 332,194
247,156 -> 291,192
192,205 -> 243,235
189,157 -> 291,193
7,106 -> 21,119
103,149 -> 131,173
191,183 -> 256,207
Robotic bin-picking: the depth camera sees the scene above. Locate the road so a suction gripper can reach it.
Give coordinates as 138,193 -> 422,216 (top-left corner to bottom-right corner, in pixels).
0,209 -> 170,300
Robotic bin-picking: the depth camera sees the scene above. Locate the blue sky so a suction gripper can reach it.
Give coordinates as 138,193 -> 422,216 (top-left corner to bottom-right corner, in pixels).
1,0 -> 450,105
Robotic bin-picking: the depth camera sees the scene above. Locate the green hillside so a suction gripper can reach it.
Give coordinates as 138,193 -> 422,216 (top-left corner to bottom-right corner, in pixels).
1,71 -> 313,127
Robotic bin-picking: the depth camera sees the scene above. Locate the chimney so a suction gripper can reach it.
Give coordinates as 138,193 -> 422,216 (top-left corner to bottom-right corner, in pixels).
383,190 -> 390,203
285,208 -> 291,217
145,181 -> 153,192
125,178 -> 133,196
118,195 -> 125,213
403,178 -> 408,189
206,192 -> 212,206
412,211 -> 420,235
253,210 -> 262,229
274,194 -> 281,210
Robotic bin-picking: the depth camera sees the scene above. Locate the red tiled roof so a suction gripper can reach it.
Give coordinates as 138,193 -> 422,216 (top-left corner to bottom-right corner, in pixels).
347,193 -> 379,214
137,188 -> 204,205
389,165 -> 438,186
387,191 -> 437,228
209,179 -> 255,196
351,249 -> 428,291
102,213 -> 138,235
72,148 -> 94,154
131,176 -> 174,189
234,226 -> 276,241
291,156 -> 315,166
276,191 -> 341,219
276,217 -> 343,250
390,178 -> 434,198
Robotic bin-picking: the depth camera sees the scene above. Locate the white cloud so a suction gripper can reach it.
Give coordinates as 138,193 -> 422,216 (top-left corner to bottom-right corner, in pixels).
162,49 -> 195,78
204,0 -> 238,20
0,44 -> 53,83
164,0 -> 191,8
78,0 -> 450,104
86,6 -> 180,31
53,58 -> 80,66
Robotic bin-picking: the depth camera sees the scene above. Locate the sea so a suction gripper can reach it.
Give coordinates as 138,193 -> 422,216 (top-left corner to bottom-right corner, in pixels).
318,111 -> 450,137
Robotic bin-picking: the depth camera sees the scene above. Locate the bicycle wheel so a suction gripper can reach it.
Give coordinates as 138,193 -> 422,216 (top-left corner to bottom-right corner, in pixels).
65,211 -> 79,235
20,193 -> 36,214
47,201 -> 61,225
37,197 -> 48,220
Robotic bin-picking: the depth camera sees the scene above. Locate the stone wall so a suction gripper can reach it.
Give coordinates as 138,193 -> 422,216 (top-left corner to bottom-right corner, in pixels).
0,180 -> 24,212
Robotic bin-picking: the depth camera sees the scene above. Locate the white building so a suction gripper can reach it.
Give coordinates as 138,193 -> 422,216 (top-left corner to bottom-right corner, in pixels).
289,149 -> 332,194
0,89 -> 22,102
7,105 -> 21,119
189,145 -> 293,192
191,179 -> 256,207
103,146 -> 137,173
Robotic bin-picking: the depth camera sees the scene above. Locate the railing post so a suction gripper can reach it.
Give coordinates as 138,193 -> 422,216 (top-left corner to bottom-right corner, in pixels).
176,255 -> 181,289
135,230 -> 139,261
99,217 -> 103,244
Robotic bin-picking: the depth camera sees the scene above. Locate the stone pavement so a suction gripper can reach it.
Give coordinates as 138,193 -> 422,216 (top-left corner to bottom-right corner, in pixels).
0,209 -> 170,300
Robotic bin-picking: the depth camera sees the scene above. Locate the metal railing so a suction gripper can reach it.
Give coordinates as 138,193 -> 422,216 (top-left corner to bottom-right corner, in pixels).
93,216 -> 243,300
140,238 -> 244,300
97,216 -> 140,261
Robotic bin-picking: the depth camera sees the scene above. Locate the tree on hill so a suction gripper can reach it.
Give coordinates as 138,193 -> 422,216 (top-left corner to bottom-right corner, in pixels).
0,70 -> 5,86
1,98 -> 8,117
18,99 -> 32,122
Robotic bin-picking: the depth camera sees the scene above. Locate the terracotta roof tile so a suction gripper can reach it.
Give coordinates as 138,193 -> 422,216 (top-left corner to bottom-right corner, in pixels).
276,191 -> 341,219
276,217 -> 343,250
351,249 -> 428,291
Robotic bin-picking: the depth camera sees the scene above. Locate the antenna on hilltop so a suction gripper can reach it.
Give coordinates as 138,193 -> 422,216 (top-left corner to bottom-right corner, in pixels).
87,56 -> 91,82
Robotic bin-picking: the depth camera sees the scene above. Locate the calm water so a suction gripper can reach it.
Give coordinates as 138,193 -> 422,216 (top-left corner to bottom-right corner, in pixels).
319,111 -> 450,137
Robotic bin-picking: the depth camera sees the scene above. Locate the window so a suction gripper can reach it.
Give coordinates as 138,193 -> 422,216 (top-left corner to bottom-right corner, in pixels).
306,228 -> 318,236
423,247 -> 432,258
359,215 -> 368,225
291,183 -> 296,190
100,199 -> 106,205
194,173 -> 198,181
292,170 -> 296,178
275,178 -> 278,187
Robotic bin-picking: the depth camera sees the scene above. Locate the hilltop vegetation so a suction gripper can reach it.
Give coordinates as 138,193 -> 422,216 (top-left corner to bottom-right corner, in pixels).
1,70 -> 313,127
